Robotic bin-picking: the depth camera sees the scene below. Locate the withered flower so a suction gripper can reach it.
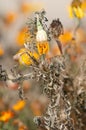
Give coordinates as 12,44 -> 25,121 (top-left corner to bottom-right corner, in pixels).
50,19 -> 63,54
50,19 -> 63,38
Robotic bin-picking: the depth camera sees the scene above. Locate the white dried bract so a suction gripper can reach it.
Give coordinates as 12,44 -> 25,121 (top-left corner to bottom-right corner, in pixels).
36,29 -> 47,42
36,14 -> 47,42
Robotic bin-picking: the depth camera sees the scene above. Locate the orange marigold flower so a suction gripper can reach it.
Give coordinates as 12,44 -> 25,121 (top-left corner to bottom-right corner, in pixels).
37,41 -> 49,55
12,100 -> 26,111
0,110 -> 14,122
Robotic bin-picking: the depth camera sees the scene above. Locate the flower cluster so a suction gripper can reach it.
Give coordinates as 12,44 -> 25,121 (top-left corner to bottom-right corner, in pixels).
13,10 -> 63,67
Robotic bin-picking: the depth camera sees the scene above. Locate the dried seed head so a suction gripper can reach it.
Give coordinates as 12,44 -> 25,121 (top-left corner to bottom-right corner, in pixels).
50,19 -> 63,38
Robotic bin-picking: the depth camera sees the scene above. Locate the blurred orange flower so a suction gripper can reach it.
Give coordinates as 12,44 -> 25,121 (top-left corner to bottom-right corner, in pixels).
16,27 -> 30,46
0,46 -> 4,56
12,100 -> 26,111
59,31 -> 73,45
5,12 -> 17,25
0,110 -> 14,122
